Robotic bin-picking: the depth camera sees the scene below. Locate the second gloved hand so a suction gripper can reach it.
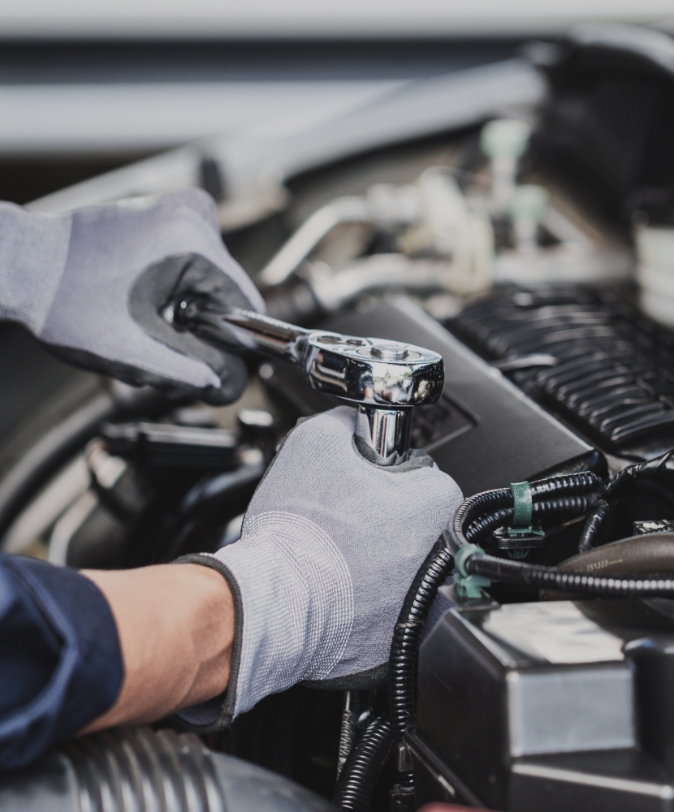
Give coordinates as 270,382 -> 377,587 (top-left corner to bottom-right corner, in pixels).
0,190 -> 264,404
181,406 -> 463,729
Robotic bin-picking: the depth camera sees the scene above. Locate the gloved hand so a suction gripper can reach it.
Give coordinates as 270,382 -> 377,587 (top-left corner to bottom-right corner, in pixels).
181,406 -> 463,729
0,190 -> 264,404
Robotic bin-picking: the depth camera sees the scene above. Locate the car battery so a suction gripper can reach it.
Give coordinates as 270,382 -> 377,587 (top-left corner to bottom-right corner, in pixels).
413,592 -> 674,812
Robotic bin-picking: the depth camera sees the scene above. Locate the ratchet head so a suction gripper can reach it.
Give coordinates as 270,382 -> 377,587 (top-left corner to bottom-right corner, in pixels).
301,330 -> 444,410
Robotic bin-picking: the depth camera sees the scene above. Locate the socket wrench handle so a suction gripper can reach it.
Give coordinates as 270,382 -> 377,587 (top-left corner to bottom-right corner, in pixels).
165,297 -> 444,462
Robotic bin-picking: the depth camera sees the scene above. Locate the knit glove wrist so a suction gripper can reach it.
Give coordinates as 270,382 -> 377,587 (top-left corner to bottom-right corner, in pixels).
0,190 -> 264,404
179,406 -> 462,730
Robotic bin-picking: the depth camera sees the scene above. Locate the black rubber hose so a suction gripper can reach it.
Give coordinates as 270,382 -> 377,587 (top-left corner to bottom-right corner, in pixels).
388,536 -> 454,793
573,451 -> 674,553
336,690 -> 373,780
454,471 -> 603,546
530,471 -> 601,497
333,715 -> 393,812
459,471 -> 603,546
561,532 -> 674,576
578,499 -> 610,552
602,449 -> 674,499
450,470 -> 674,599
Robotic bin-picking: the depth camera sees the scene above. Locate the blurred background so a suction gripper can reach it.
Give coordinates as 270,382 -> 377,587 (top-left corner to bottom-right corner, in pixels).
0,0 -> 672,203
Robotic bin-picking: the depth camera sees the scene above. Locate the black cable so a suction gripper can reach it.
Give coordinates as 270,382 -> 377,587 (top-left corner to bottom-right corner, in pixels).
465,553 -> 674,597
578,499 -> 610,552
450,458 -> 674,598
456,471 -> 603,546
574,450 -> 674,553
333,715 -> 393,812
388,537 -> 454,796
464,494 -> 598,544
336,690 -> 371,779
379,472 -> 604,805
461,472 -> 602,536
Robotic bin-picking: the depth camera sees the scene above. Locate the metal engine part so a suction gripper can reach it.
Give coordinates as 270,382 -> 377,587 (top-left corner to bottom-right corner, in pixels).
0,726 -> 334,812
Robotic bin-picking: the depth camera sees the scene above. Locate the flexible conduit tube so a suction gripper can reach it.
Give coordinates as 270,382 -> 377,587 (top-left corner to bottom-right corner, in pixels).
578,499 -> 610,552
382,473 -> 603,803
387,537 -> 455,799
465,554 -> 674,597
333,716 -> 393,812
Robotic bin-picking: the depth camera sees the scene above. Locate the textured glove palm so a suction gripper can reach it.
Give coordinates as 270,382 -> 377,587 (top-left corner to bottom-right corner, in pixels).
0,190 -> 263,404
183,406 -> 463,728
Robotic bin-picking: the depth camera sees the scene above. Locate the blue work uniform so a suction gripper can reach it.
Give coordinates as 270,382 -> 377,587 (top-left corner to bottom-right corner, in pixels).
0,553 -> 123,770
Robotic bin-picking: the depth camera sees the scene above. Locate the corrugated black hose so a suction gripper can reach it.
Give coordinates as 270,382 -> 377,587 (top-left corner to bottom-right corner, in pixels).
334,538 -> 454,811
463,551 -> 674,596
450,459 -> 674,599
333,716 -> 393,812
578,499 -> 610,552
388,537 -> 455,805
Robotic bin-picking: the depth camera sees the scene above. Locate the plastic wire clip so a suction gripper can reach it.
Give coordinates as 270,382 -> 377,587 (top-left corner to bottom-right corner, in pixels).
493,481 -> 545,553
454,543 -> 490,600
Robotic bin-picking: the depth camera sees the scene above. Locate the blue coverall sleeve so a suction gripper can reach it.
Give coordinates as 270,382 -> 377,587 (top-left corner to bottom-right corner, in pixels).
0,553 -> 123,770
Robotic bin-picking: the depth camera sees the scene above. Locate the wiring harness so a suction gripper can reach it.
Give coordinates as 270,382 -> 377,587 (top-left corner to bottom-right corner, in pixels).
335,450 -> 674,811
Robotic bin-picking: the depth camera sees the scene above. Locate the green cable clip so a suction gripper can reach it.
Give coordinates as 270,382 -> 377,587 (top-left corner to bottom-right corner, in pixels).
507,481 -> 545,539
454,544 -> 490,600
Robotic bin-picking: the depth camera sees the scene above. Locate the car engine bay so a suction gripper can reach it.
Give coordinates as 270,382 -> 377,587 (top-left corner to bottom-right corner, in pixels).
2,21 -> 674,812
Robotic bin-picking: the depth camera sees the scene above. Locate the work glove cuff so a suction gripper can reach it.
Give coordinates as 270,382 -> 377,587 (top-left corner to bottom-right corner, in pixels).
177,512 -> 354,729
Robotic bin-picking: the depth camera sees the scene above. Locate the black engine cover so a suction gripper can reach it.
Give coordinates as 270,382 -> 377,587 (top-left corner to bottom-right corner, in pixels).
325,297 -> 596,496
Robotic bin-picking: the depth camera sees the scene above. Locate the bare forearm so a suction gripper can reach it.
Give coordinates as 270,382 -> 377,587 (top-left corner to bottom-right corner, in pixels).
81,563 -> 234,732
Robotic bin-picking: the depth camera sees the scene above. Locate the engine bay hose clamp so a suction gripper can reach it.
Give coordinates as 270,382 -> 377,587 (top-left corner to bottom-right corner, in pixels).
454,543 -> 490,600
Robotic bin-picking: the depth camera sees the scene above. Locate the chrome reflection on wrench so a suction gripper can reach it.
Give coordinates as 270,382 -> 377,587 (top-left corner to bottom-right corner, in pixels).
166,299 -> 444,462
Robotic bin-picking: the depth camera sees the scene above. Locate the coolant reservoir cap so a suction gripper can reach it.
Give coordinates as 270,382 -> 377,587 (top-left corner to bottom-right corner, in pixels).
480,119 -> 531,159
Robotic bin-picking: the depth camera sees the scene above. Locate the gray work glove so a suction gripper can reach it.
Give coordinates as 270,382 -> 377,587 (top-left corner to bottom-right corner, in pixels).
0,190 -> 264,404
180,406 -> 463,730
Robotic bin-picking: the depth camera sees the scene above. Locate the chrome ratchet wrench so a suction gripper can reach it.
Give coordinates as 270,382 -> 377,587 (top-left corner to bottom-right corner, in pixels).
164,297 -> 444,462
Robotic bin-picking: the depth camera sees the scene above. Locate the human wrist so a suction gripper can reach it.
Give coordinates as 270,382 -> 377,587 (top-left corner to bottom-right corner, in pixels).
81,563 -> 234,730
0,202 -> 71,332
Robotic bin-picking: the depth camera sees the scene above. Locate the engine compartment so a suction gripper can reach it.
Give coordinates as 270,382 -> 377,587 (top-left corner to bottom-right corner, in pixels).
2,22 -> 674,812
